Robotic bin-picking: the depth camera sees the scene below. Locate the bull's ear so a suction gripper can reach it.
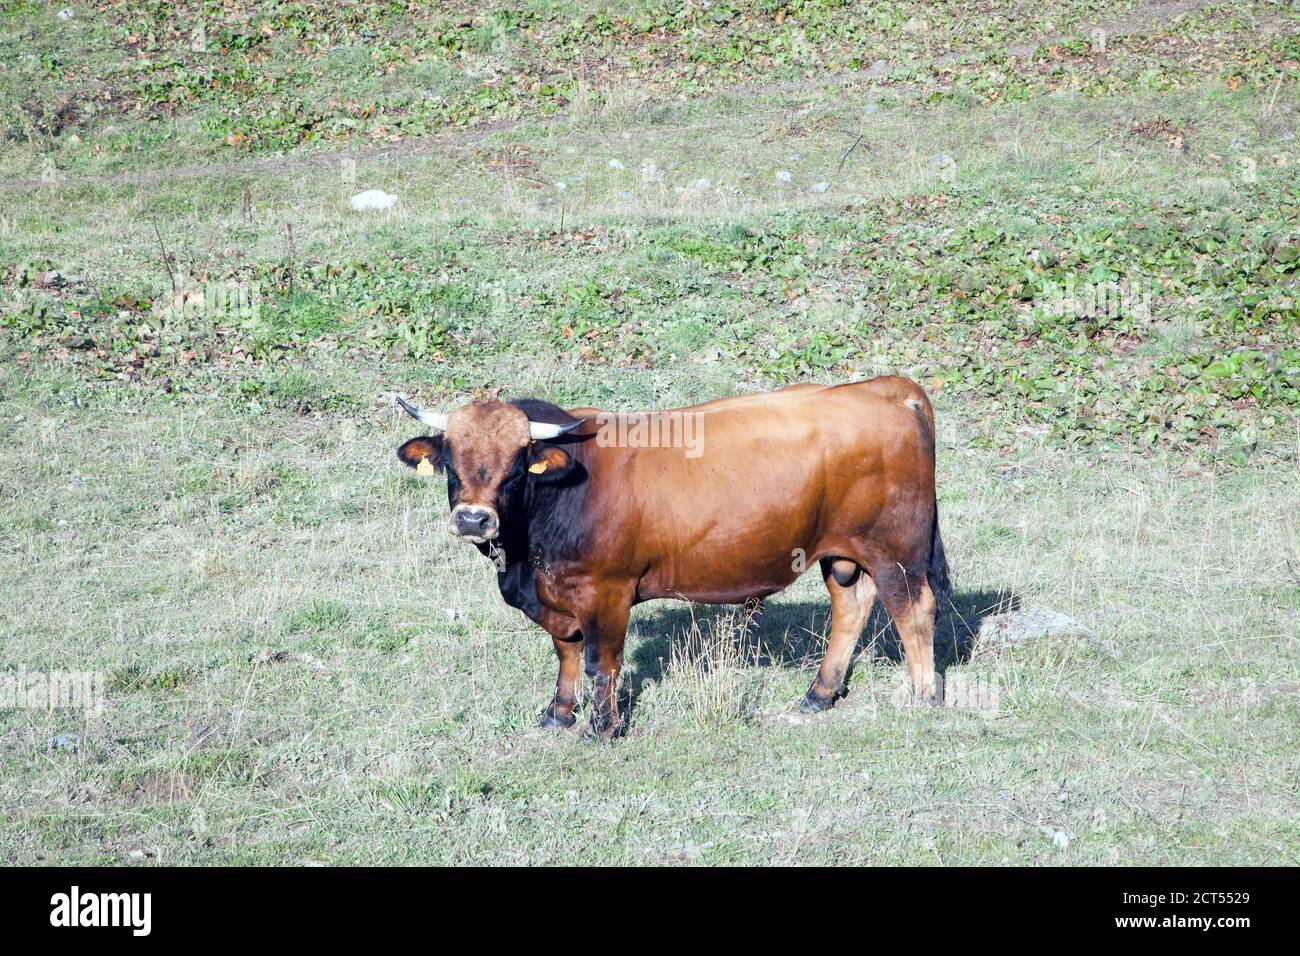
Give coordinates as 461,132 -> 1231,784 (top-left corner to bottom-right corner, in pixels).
526,443 -> 575,482
397,436 -> 445,474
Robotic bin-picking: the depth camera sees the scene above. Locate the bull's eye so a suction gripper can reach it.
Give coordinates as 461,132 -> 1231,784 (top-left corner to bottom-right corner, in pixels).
500,455 -> 526,492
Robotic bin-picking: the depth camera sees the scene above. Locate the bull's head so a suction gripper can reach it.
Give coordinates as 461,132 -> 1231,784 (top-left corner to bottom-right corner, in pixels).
395,395 -> 583,543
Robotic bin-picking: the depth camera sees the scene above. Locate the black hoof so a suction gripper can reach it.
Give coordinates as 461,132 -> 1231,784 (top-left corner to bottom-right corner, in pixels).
799,686 -> 842,714
540,709 -> 576,730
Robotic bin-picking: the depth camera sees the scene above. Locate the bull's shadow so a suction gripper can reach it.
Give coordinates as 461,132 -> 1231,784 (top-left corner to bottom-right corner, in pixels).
624,587 -> 1018,712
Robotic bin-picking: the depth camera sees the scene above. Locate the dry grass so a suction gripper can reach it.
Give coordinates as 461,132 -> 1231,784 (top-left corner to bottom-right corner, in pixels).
3,361 -> 1295,863
1,43 -> 1297,863
8,85 -> 1286,270
661,604 -> 764,729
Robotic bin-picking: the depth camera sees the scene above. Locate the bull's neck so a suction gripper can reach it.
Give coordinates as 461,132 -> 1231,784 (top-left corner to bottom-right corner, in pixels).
487,444 -> 592,619
498,438 -> 595,572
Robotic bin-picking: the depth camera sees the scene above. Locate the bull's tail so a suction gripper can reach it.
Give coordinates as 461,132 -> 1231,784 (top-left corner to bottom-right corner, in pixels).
928,506 -> 951,608
899,385 -> 950,607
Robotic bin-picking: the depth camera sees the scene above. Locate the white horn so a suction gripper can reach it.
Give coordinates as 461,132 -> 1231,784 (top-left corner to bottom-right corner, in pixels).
529,419 -> 583,441
395,395 -> 448,432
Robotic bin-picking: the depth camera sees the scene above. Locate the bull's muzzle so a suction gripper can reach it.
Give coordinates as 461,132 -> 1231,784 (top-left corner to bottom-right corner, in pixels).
450,505 -> 499,543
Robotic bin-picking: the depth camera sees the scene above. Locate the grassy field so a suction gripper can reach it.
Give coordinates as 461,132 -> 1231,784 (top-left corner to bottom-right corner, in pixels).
1,0 -> 1298,865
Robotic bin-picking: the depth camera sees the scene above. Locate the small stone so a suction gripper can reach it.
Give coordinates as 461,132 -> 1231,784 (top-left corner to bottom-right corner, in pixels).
49,733 -> 80,752
774,170 -> 793,184
608,158 -> 625,170
810,181 -> 830,193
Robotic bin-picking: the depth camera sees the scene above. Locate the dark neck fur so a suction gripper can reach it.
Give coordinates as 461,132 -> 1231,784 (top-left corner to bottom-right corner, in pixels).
487,399 -> 594,618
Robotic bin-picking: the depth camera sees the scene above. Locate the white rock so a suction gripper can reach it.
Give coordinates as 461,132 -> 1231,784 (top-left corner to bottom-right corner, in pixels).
349,189 -> 398,211
810,181 -> 830,193
774,170 -> 793,184
688,178 -> 711,191
977,609 -> 1096,646
608,158 -> 625,170
58,8 -> 74,20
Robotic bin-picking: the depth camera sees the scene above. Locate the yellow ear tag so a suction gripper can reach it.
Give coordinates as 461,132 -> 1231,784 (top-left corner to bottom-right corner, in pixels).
528,460 -> 548,474
416,456 -> 436,477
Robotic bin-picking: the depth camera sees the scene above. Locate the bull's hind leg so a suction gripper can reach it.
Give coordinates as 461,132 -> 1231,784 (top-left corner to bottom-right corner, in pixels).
873,565 -> 938,703
801,558 -> 877,713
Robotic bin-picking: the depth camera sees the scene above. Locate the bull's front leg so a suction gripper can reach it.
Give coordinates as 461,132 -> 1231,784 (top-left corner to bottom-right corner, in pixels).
578,597 -> 632,740
544,634 -> 583,728
535,607 -> 582,730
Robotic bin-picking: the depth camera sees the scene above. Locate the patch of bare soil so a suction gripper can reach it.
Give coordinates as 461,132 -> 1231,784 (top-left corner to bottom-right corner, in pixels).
124,771 -> 195,804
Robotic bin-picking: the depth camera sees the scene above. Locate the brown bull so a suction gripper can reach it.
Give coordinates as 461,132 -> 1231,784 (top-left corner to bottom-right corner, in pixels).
395,377 -> 949,738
